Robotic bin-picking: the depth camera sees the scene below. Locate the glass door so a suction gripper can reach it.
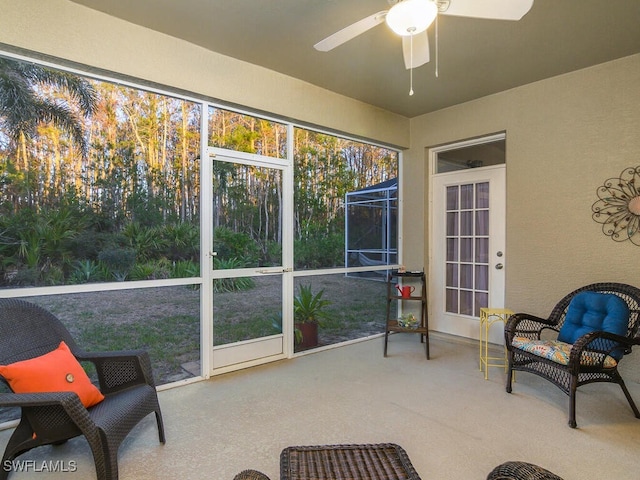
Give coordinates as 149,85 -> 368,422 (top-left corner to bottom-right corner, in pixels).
429,135 -> 507,345
210,148 -> 291,371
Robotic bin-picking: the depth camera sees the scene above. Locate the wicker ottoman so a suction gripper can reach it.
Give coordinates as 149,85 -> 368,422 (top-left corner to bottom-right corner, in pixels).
280,443 -> 421,480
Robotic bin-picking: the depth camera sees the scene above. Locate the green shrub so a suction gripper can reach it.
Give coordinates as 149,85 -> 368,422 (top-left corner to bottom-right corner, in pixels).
129,262 -> 159,281
263,240 -> 282,266
213,227 -> 260,266
10,267 -> 40,286
294,232 -> 344,269
213,257 -> 255,292
172,260 -> 200,278
98,247 -> 136,280
160,223 -> 199,261
69,231 -> 125,261
122,223 -> 166,262
70,259 -> 103,283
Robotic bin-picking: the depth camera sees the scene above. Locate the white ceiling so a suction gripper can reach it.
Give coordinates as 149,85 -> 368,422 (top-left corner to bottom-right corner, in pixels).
68,0 -> 640,118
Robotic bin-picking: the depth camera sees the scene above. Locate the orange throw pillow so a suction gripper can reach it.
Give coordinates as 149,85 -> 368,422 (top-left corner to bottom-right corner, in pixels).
0,341 -> 104,408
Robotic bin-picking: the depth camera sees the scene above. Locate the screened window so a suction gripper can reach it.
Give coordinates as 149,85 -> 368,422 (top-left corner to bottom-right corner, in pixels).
346,179 -> 398,269
208,107 -> 287,158
293,128 -> 398,271
0,56 -> 201,288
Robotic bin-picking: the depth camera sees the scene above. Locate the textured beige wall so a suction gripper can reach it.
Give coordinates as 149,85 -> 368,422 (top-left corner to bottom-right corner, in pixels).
405,54 -> 640,317
0,0 -> 409,147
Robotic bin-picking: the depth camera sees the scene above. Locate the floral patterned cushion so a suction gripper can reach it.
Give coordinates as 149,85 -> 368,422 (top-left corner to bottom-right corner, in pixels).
512,336 -> 618,368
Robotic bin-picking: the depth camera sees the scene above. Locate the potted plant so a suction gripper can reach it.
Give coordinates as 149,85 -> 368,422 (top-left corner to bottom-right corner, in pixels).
293,283 -> 331,351
397,313 -> 419,329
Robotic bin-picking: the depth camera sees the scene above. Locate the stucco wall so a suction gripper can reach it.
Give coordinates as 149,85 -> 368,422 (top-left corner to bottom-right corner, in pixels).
405,53 -> 640,317
0,0 -> 409,148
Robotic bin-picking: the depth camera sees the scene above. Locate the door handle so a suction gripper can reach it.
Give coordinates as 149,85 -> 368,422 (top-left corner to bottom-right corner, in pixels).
495,263 -> 504,270
257,267 -> 292,274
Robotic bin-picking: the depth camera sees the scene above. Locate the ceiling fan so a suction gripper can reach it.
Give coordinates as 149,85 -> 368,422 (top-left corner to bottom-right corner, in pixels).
314,0 -> 534,74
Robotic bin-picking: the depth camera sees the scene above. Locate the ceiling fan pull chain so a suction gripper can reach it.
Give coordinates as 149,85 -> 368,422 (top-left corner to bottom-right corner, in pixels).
435,14 -> 439,78
409,30 -> 414,96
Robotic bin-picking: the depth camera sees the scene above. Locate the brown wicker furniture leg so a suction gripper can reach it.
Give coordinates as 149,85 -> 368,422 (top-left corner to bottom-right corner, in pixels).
280,443 -> 421,480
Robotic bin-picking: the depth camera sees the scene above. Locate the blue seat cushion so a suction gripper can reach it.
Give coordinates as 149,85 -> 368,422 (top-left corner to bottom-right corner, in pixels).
557,291 -> 629,359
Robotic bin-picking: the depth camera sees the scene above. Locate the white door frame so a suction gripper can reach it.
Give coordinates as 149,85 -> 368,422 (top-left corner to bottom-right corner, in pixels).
428,133 -> 507,344
207,145 -> 293,375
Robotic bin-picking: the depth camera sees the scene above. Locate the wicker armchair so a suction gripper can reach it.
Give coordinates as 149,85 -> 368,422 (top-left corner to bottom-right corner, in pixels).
505,282 -> 640,428
233,470 -> 271,480
0,298 -> 165,480
487,461 -> 563,480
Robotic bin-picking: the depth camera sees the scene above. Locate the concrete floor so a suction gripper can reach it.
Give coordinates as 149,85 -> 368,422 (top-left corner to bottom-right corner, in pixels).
1,332 -> 639,479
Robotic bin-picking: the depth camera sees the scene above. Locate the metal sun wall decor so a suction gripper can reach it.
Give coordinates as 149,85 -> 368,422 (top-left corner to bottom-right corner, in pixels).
592,165 -> 640,246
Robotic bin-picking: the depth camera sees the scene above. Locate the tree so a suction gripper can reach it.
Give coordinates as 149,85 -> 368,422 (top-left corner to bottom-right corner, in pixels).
0,58 -> 97,208
0,57 -> 96,156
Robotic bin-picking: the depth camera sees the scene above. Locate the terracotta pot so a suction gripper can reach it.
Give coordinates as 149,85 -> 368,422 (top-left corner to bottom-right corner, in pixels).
295,322 -> 318,351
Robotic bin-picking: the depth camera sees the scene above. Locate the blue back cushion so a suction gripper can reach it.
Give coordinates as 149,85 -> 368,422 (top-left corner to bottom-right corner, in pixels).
558,291 -> 629,359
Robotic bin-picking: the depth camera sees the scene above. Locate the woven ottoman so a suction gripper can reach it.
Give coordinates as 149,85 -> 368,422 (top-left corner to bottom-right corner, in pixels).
280,443 -> 421,480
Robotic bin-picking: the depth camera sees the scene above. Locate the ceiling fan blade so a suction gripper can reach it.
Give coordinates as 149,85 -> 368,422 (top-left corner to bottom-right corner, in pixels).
402,32 -> 430,70
440,0 -> 534,21
314,11 -> 387,52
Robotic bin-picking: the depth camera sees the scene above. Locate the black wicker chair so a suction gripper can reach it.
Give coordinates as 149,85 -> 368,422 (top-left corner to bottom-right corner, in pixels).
233,470 -> 271,480
0,298 -> 165,480
486,461 -> 563,480
505,282 -> 640,428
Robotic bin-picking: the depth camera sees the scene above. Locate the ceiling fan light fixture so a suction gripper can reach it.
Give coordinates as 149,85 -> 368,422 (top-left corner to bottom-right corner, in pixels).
386,0 -> 437,36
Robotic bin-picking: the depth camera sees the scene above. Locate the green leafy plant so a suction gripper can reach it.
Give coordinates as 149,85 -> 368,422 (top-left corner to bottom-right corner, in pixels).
98,247 -> 136,281
293,284 -> 331,325
129,262 -> 161,281
213,227 -> 260,267
71,259 -> 102,283
270,313 -> 302,345
213,257 -> 255,292
122,222 -> 166,262
160,222 -> 199,261
294,232 -> 344,269
398,313 -> 418,329
171,260 -> 200,279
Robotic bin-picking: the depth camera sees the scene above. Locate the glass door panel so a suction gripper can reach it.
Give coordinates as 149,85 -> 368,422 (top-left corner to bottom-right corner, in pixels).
212,276 -> 282,346
212,161 -> 283,269
211,152 -> 286,370
445,182 -> 490,318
